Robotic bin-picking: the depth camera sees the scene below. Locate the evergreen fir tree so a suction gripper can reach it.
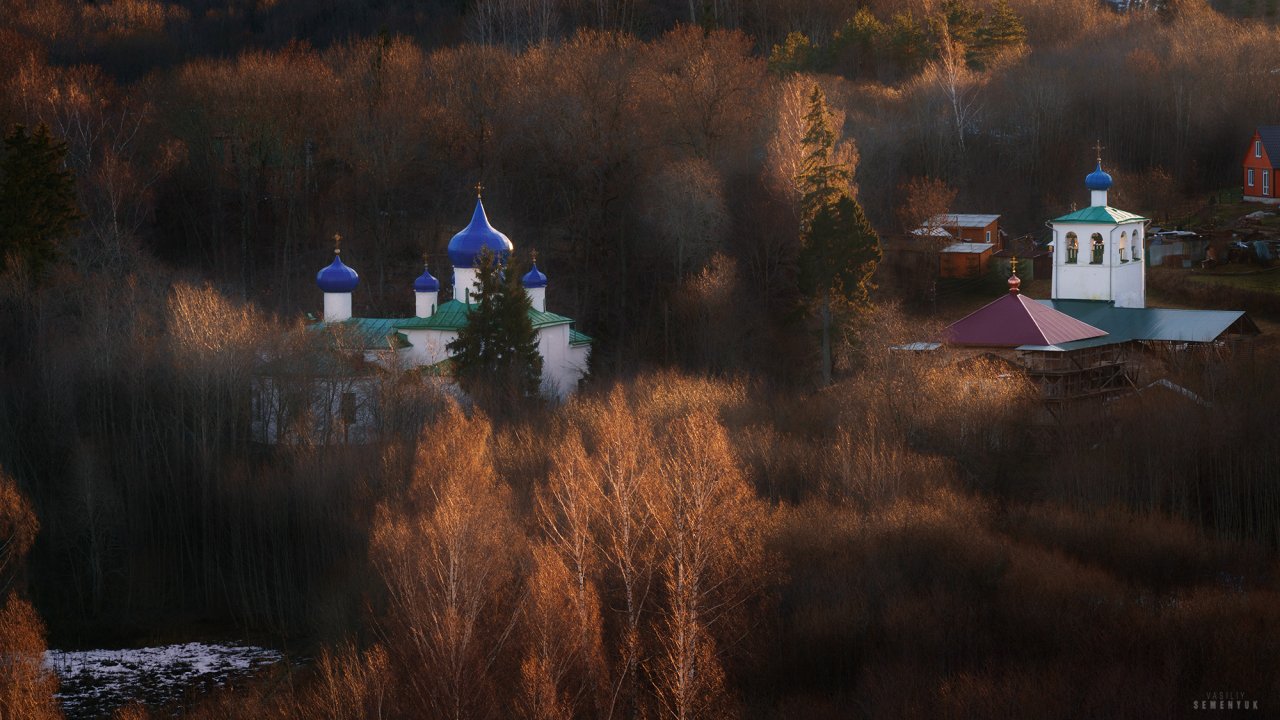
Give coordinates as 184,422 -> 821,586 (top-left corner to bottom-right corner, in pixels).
795,86 -> 882,387
935,0 -> 983,52
974,0 -> 1027,68
767,31 -> 817,74
798,86 -> 851,220
0,124 -> 79,279
447,248 -> 544,403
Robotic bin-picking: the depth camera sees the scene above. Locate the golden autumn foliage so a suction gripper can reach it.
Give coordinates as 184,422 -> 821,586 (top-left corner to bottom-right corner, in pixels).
0,595 -> 61,720
0,469 -> 58,720
5,3 -> 1280,716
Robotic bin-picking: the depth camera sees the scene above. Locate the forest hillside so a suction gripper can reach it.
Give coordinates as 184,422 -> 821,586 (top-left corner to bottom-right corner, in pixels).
2,1 -> 1280,718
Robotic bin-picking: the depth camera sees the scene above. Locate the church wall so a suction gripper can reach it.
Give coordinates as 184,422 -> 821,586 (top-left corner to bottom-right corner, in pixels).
533,324 -> 589,400
1052,220 -> 1146,307
401,329 -> 456,366
251,375 -> 381,445
453,268 -> 478,303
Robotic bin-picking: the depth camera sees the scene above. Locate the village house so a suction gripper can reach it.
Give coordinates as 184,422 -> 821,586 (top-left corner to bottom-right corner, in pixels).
910,213 -> 1004,278
1242,126 -> 1280,203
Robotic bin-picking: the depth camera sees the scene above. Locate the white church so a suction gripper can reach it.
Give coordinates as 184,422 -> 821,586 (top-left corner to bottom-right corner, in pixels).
253,195 -> 591,444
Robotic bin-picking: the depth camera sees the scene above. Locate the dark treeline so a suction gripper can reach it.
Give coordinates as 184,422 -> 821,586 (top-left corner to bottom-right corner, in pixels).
3,1 -> 1280,718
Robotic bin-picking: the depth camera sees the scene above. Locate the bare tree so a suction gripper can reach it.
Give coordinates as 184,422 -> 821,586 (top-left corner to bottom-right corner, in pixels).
372,403 -> 525,720
647,411 -> 769,720
640,157 -> 729,282
924,26 -> 984,156
562,388 -> 660,720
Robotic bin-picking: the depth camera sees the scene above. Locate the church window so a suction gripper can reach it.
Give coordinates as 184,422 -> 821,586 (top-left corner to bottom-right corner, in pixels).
1257,139 -> 1262,158
1090,233 -> 1104,264
1249,168 -> 1255,187
1066,232 -> 1078,263
341,391 -> 357,425
1119,232 -> 1128,262
1131,229 -> 1141,260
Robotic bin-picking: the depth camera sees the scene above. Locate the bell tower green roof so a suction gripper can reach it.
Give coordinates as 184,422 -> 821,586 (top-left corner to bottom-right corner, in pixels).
1051,206 -> 1146,225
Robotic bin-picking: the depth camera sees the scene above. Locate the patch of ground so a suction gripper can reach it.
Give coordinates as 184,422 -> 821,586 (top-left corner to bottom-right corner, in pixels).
1188,267 -> 1280,295
44,642 -> 284,719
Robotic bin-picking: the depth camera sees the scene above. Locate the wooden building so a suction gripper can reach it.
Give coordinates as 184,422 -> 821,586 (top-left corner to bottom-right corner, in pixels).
1243,126 -> 1280,204
939,242 -> 994,278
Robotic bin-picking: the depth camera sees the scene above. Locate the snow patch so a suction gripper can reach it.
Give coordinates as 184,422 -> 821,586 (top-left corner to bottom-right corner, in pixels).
44,642 -> 283,718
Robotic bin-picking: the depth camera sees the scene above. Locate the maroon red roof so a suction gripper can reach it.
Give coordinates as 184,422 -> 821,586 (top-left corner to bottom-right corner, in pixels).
944,291 -> 1108,347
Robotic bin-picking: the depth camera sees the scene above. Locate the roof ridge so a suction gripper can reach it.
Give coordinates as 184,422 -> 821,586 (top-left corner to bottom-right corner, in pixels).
1015,293 -> 1052,345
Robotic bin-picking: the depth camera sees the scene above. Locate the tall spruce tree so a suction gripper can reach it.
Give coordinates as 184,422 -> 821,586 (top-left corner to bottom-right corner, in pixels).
796,86 -> 881,387
973,0 -> 1026,68
0,124 -> 79,279
448,248 -> 544,403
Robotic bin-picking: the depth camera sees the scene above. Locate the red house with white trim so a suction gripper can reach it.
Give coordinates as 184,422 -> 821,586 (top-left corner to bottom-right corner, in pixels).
1243,126 -> 1280,203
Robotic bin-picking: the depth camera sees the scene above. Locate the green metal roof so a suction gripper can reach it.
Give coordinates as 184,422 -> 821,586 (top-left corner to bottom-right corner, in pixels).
1019,300 -> 1259,351
529,307 -> 577,329
1051,206 -> 1147,225
392,300 -> 576,331
311,318 -> 405,350
393,301 -> 471,331
569,328 -> 593,346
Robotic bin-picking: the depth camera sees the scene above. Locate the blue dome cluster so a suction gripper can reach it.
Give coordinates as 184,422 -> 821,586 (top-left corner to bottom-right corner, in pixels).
1085,162 -> 1113,191
448,199 -> 513,268
522,263 -> 547,288
317,254 -> 359,293
414,266 -> 439,292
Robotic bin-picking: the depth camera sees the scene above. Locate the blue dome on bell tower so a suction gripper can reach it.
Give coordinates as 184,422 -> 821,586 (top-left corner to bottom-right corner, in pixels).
1085,162 -> 1113,191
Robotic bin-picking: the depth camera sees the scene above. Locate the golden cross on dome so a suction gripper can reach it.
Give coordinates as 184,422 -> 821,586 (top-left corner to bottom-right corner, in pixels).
474,182 -> 484,198
1011,255 -> 1019,276
423,251 -> 430,268
1093,139 -> 1105,164
333,233 -> 342,254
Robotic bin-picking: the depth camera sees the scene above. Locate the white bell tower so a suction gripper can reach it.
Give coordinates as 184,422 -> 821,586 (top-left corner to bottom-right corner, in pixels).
1050,147 -> 1148,309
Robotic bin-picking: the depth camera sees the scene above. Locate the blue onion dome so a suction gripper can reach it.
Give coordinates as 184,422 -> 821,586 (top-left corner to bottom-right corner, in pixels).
447,198 -> 513,268
317,252 -> 359,293
414,265 -> 439,292
1085,162 -> 1113,191
522,262 -> 547,288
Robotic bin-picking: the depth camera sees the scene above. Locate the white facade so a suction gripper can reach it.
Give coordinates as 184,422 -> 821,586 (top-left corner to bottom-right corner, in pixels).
1050,174 -> 1149,309
415,290 -> 438,318
400,328 -> 457,367
1050,221 -> 1146,308
323,292 -> 353,322
533,323 -> 590,399
453,268 -> 478,303
251,374 -> 381,445
527,286 -> 546,312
